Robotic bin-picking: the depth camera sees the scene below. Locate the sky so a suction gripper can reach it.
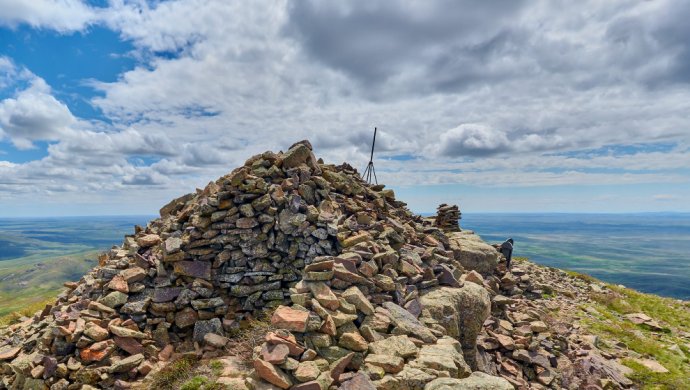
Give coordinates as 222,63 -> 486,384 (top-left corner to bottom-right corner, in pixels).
0,0 -> 689,217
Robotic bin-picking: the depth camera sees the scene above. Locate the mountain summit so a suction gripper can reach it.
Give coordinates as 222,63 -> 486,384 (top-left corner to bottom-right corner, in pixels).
0,141 -> 669,389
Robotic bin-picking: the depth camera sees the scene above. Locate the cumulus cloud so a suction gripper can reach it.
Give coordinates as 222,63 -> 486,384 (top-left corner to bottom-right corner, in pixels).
0,76 -> 76,149
0,0 -> 97,32
285,0 -> 527,89
434,124 -> 510,157
1,0 -> 690,214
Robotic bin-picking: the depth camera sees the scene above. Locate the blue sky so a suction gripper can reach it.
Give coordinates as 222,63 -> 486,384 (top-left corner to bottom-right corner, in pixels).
1,0 -> 689,216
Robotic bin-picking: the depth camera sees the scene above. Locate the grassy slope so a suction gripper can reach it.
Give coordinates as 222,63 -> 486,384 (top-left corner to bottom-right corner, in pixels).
0,251 -> 98,320
567,271 -> 690,389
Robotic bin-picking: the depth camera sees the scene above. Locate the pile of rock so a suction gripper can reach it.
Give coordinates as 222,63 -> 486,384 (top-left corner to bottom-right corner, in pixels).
246,266 -> 495,389
0,141 -> 511,390
442,231 -> 638,389
433,204 -> 461,232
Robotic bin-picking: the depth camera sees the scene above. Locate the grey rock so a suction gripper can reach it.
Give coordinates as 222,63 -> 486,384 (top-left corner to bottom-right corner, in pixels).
419,284 -> 490,369
424,372 -> 513,390
193,318 -> 223,343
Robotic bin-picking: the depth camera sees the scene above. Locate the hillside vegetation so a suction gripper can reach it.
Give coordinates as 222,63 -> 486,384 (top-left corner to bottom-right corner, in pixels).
0,251 -> 98,320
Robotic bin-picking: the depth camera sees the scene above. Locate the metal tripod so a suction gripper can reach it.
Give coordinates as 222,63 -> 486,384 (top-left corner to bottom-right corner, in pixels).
362,127 -> 378,184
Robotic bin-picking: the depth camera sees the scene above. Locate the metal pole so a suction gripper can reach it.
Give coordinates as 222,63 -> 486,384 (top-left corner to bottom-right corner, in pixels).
370,127 -> 377,162
362,127 -> 378,185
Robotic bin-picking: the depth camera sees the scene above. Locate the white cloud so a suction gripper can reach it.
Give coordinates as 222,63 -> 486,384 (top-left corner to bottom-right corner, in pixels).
433,124 -> 510,157
2,0 -> 690,215
0,75 -> 76,149
653,194 -> 680,201
0,0 -> 97,32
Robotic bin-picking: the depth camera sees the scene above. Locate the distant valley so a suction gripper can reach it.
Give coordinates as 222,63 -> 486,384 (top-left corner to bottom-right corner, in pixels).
1,213 -> 689,321
0,216 -> 151,318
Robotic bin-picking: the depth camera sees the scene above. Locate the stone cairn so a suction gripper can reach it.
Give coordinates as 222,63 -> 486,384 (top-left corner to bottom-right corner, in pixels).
0,141 -> 512,390
433,204 -> 461,233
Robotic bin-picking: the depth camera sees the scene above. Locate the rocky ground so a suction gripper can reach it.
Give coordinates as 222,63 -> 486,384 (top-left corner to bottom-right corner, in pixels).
0,141 -> 688,390
463,240 -> 690,389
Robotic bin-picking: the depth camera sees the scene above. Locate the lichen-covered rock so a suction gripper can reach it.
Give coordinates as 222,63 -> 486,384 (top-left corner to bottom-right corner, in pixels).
424,372 -> 513,390
420,284 -> 491,369
448,230 -> 499,275
412,337 -> 471,379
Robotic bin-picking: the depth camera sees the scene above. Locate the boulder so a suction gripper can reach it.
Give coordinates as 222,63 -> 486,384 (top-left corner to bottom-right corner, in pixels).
419,284 -> 491,369
412,337 -> 471,379
448,231 -> 499,275
424,372 -> 513,390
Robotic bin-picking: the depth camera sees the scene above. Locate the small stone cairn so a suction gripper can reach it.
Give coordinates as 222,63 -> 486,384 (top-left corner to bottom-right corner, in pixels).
0,141 -> 511,390
433,204 -> 461,233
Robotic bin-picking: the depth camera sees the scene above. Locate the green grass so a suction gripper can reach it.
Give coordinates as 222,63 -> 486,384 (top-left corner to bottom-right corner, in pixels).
571,271 -> 690,389
0,251 -> 98,319
149,356 -> 199,389
149,355 -> 238,389
209,360 -> 224,376
0,296 -> 55,327
180,376 -> 210,390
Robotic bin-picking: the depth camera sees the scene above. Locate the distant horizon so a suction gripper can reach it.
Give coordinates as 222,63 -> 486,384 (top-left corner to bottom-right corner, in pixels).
2,211 -> 690,219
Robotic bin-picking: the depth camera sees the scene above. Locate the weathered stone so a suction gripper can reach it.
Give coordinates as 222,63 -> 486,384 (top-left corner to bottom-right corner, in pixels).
193,318 -> 223,343
175,307 -> 198,328
341,232 -> 371,248
340,372 -> 376,390
164,236 -> 183,253
84,324 -> 109,342
137,234 -> 161,247
262,343 -> 290,364
369,335 -> 418,358
304,260 -> 334,272
419,284 -> 490,369
414,337 -> 471,379
120,267 -> 147,283
290,381 -> 322,390
364,354 -> 404,374
448,231 -> 499,274
107,274 -> 129,293
80,340 -> 115,362
99,291 -> 129,308
338,331 -> 368,352
109,353 -> 144,373
266,332 -> 305,356
307,282 -> 340,310
530,321 -> 549,333
494,333 -> 515,350
113,337 -> 144,355
0,346 -> 21,361
633,358 -> 669,373
341,286 -> 375,315
281,144 -> 312,169
191,297 -> 225,310
153,287 -> 183,303
271,306 -> 309,332
425,372 -> 513,390
382,302 -> 437,343
174,260 -> 211,279
464,270 -> 485,286
204,333 -> 230,348
391,366 -> 435,389
254,359 -> 292,389
109,325 -> 148,339
329,352 -> 354,381
294,361 -> 321,382
236,217 -> 259,229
